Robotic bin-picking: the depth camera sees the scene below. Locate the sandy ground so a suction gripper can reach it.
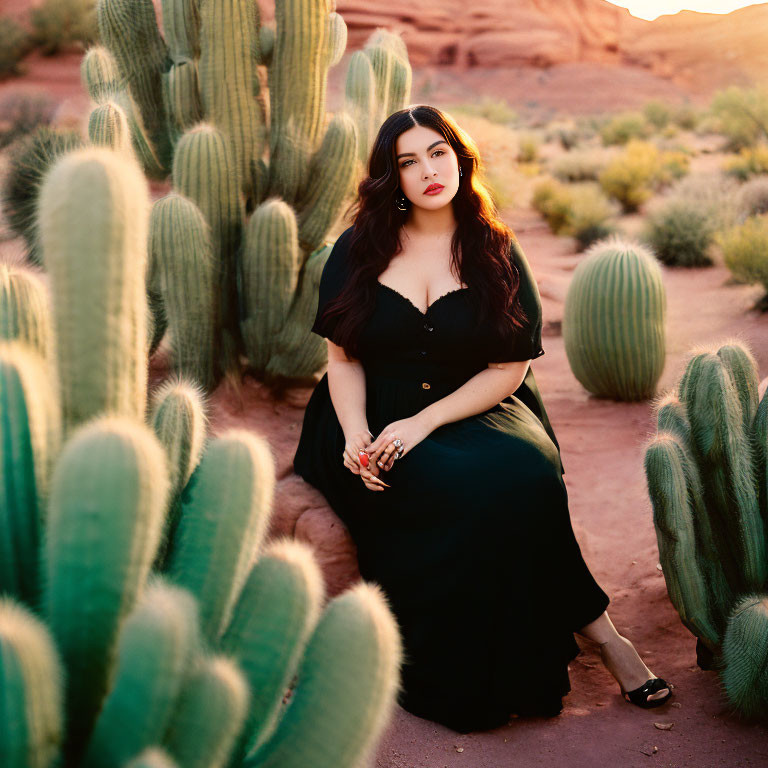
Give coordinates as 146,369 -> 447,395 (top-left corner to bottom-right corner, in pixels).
3,48 -> 768,768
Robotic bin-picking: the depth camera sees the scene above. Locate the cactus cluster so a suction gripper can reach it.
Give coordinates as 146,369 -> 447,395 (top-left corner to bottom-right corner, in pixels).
563,236 -> 667,401
70,0 -> 413,391
0,145 -> 403,767
644,339 -> 768,718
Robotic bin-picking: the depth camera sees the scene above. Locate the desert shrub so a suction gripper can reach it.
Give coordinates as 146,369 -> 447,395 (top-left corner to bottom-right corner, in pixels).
642,198 -> 717,266
561,183 -> 621,251
643,100 -> 672,131
661,124 -> 678,138
671,101 -> 700,131
664,171 -> 742,232
716,214 -> 768,295
0,16 -> 32,79
737,176 -> 768,218
600,111 -> 653,146
709,85 -> 768,150
516,132 -> 540,163
657,149 -> 691,185
544,119 -> 580,150
0,90 -> 57,149
531,177 -> 572,233
30,0 -> 97,55
598,140 -> 662,212
551,148 -> 614,182
722,145 -> 768,180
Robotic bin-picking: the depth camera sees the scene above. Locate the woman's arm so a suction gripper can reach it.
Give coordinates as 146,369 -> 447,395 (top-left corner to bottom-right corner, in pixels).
326,339 -> 369,438
418,360 -> 531,432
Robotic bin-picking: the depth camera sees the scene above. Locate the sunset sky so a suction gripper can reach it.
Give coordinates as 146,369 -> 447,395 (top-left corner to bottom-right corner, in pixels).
605,1 -> 765,20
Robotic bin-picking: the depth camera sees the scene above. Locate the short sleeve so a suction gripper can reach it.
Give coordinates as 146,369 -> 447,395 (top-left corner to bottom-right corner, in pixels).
486,236 -> 545,364
310,225 -> 354,344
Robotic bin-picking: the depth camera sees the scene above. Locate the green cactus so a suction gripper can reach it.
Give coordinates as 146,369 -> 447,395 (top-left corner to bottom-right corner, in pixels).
87,0 -> 411,390
161,0 -> 200,61
0,343 -> 61,607
38,146 -> 151,437
96,0 -> 173,170
722,596 -> 768,719
0,82 -> 407,766
645,339 -> 768,717
681,352 -> 765,593
166,429 -> 276,642
240,200 -> 301,371
265,242 -> 333,383
297,110 -> 358,252
171,122 -> 245,378
0,597 -> 64,768
149,377 -> 208,570
81,579 -> 200,768
0,264 -> 52,360
148,192 -> 218,388
219,538 -> 326,761
88,101 -> 133,153
162,58 -> 203,142
162,655 -> 250,768
644,434 -> 722,649
198,0 -> 266,200
563,236 -> 666,401
44,416 -> 169,758
245,582 -> 403,768
654,391 -> 690,446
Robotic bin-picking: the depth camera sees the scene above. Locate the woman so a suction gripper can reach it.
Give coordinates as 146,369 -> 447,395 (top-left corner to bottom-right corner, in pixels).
292,105 -> 672,733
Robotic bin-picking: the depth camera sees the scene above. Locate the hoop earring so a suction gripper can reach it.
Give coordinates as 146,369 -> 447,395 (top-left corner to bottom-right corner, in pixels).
395,191 -> 408,211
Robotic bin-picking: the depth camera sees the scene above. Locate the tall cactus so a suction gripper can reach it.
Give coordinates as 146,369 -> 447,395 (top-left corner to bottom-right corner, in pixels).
38,146 -> 151,437
563,236 -> 666,401
84,0 -> 412,391
645,339 -> 768,718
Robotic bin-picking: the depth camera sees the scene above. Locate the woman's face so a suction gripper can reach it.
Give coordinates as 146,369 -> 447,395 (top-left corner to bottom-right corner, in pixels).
395,125 -> 460,211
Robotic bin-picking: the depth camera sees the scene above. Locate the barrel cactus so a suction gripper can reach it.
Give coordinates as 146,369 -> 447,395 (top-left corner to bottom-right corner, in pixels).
563,236 -> 666,400
76,0 -> 412,391
0,138 -> 404,766
644,339 -> 768,719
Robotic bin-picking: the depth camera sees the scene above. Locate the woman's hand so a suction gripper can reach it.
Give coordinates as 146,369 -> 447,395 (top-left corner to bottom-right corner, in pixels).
364,413 -> 433,472
342,428 -> 391,492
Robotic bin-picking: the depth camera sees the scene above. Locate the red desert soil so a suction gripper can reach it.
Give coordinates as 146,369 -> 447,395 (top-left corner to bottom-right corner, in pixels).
2,36 -> 768,768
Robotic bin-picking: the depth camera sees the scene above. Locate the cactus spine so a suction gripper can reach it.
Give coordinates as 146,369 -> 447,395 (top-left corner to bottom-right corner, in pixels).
563,236 -> 666,401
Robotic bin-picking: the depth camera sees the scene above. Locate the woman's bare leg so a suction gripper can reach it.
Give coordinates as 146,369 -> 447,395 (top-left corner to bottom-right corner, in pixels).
577,611 -> 670,702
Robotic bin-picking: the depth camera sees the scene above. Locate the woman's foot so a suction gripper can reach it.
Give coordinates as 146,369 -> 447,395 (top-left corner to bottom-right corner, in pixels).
599,635 -> 670,704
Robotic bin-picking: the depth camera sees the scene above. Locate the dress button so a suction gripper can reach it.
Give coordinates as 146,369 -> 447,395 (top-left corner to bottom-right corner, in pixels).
422,382 -> 431,389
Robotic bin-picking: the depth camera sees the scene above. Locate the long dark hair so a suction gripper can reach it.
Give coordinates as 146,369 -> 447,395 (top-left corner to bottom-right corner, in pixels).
319,104 -> 528,360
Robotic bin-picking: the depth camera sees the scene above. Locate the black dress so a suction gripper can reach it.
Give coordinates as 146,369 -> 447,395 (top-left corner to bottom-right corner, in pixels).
292,225 -> 610,733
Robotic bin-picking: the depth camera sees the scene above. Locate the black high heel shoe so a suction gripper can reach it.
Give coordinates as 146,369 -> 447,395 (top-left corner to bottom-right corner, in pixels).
622,677 -> 673,708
